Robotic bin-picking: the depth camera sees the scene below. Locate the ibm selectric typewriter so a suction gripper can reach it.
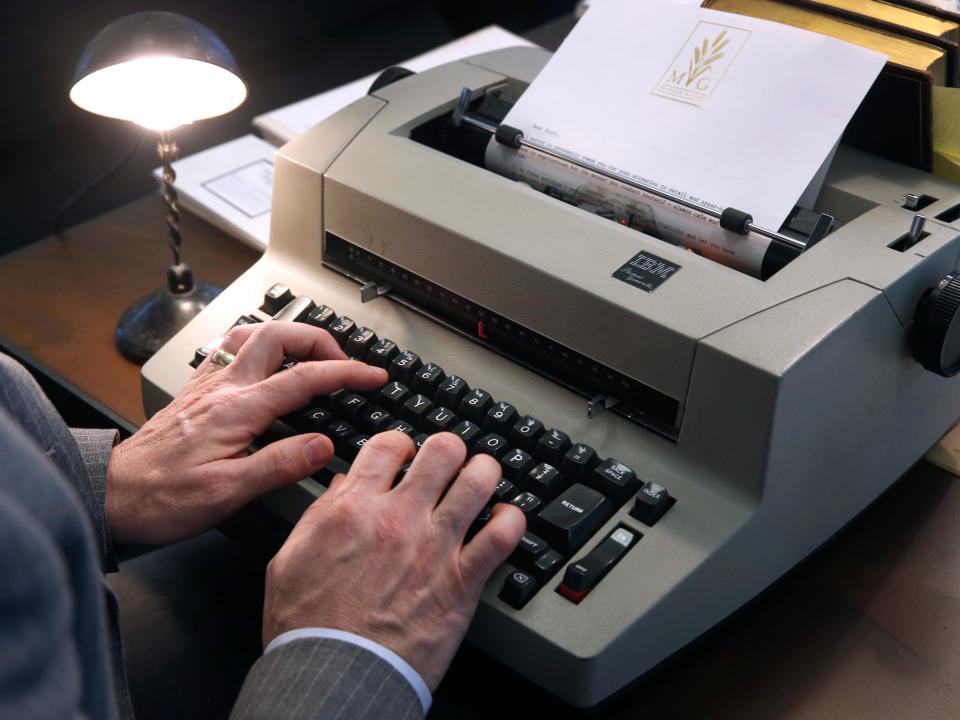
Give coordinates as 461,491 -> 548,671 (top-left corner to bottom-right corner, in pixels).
142,47 -> 960,706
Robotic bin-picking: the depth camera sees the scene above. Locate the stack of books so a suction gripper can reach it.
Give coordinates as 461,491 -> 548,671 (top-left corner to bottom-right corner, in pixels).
704,0 -> 960,170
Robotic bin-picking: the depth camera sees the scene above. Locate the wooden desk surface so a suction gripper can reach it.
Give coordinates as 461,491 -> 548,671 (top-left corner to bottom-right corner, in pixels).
0,195 -> 259,429
0,197 -> 958,718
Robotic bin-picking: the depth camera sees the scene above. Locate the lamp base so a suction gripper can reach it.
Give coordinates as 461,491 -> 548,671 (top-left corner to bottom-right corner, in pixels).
116,279 -> 221,364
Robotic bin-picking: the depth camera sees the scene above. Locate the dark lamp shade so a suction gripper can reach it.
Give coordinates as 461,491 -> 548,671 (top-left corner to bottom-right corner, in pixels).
69,11 -> 246,131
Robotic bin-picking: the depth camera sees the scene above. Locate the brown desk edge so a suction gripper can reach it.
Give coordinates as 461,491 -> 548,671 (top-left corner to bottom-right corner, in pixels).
0,194 -> 258,430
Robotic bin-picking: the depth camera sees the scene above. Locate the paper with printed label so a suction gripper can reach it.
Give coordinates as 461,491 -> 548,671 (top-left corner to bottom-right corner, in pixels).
498,0 -> 886,233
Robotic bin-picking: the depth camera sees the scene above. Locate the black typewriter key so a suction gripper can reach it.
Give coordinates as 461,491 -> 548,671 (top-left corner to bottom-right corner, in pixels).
392,463 -> 411,488
466,506 -> 492,541
500,448 -> 535,482
423,406 -> 457,434
537,483 -> 613,556
411,362 -> 446,397
413,433 -> 429,450
451,420 -> 483,449
301,407 -> 333,431
378,382 -> 410,415
327,420 -> 357,454
389,351 -> 422,384
366,338 -> 399,368
357,406 -> 393,435
490,479 -> 518,504
499,570 -> 538,609
510,492 -> 542,518
272,297 -> 316,322
588,459 -> 640,506
509,532 -> 549,570
559,444 -> 601,483
629,482 -> 675,526
232,314 -> 261,327
304,304 -> 336,329
526,463 -> 564,501
434,375 -> 469,409
535,428 -> 572,466
510,416 -> 544,453
338,393 -> 369,420
401,394 -> 434,426
327,317 -> 356,348
280,357 -> 298,371
458,388 -> 494,423
342,434 -> 371,462
321,388 -> 348,410
473,433 -> 509,460
483,401 -> 519,435
385,420 -> 417,437
344,327 -> 378,359
261,283 -> 294,314
532,549 -> 564,583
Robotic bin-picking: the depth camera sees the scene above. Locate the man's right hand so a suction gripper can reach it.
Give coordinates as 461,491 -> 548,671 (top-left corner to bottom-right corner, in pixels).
262,431 -> 526,690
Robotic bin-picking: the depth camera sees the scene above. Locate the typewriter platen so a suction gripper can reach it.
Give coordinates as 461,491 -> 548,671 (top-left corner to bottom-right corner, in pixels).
142,47 -> 960,706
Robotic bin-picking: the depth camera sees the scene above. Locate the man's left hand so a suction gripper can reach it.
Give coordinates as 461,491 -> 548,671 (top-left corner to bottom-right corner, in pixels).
107,322 -> 387,545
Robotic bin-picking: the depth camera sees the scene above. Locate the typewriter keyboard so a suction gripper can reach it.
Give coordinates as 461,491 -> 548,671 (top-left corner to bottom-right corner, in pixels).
191,284 -> 676,607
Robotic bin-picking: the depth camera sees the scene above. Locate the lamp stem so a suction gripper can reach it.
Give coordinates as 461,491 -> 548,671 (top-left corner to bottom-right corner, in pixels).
157,131 -> 183,268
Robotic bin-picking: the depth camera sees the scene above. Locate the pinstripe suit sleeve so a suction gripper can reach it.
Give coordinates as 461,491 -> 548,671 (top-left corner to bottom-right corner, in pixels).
230,638 -> 425,720
69,428 -> 120,572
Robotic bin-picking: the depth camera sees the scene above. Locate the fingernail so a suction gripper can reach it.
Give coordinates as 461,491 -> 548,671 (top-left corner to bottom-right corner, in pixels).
304,437 -> 331,466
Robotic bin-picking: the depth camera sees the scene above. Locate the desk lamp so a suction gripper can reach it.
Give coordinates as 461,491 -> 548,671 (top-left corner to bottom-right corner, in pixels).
69,11 -> 247,363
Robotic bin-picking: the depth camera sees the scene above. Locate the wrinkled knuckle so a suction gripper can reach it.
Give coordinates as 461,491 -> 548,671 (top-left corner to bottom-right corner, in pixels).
373,509 -> 407,547
425,432 -> 466,459
488,522 -> 522,558
327,493 -> 364,527
460,469 -> 495,500
366,430 -> 413,459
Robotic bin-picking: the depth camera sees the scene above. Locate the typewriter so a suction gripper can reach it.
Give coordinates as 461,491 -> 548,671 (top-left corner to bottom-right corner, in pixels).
142,47 -> 960,706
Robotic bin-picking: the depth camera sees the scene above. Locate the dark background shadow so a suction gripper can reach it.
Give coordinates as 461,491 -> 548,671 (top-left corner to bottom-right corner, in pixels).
0,0 -> 573,255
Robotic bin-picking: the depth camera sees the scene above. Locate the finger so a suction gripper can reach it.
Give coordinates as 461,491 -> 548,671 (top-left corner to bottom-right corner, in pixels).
341,430 -> 415,494
432,453 -> 501,541
254,360 -> 387,419
232,322 -> 347,382
188,326 -> 258,381
212,433 -> 334,504
459,504 -> 526,593
218,323 -> 261,354
394,433 -> 467,508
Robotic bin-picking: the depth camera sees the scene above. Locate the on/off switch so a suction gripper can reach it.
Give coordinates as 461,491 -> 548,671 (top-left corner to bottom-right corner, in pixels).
559,526 -> 639,604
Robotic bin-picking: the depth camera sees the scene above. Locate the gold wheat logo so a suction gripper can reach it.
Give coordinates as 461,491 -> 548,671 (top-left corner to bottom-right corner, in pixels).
653,22 -> 749,106
685,30 -> 730,87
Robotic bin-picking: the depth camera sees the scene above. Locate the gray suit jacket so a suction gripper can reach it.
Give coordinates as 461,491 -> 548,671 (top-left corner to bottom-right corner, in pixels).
0,354 -> 423,719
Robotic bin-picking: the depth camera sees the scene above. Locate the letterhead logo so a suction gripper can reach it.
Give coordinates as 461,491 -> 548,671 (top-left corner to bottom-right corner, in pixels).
653,22 -> 750,106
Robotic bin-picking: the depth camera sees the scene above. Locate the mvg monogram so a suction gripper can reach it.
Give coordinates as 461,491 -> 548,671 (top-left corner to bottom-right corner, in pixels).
653,21 -> 750,106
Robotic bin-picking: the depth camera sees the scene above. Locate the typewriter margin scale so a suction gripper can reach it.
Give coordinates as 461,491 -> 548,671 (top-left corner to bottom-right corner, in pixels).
142,47 -> 960,707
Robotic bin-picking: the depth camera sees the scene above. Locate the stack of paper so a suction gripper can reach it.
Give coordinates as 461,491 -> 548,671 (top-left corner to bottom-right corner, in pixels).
154,135 -> 275,251
254,25 -> 536,146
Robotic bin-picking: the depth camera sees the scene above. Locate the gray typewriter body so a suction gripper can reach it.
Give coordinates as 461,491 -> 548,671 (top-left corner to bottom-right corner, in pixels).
142,48 -> 960,706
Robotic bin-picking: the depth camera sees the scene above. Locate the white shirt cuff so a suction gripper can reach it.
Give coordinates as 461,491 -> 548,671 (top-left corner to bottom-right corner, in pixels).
264,628 -> 432,714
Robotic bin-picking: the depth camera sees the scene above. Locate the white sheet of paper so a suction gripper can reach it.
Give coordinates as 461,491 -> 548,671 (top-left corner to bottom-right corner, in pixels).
154,135 -> 275,251
254,25 -> 537,145
500,0 -> 886,231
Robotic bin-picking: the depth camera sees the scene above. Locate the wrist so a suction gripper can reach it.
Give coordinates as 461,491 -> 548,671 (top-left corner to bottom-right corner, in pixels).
106,439 -> 137,545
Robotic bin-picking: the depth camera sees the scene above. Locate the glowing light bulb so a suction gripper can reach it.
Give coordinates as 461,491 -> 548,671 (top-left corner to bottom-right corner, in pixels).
69,56 -> 247,131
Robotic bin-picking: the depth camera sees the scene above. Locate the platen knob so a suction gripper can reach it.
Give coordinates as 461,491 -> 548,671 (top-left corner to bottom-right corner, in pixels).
914,273 -> 960,376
